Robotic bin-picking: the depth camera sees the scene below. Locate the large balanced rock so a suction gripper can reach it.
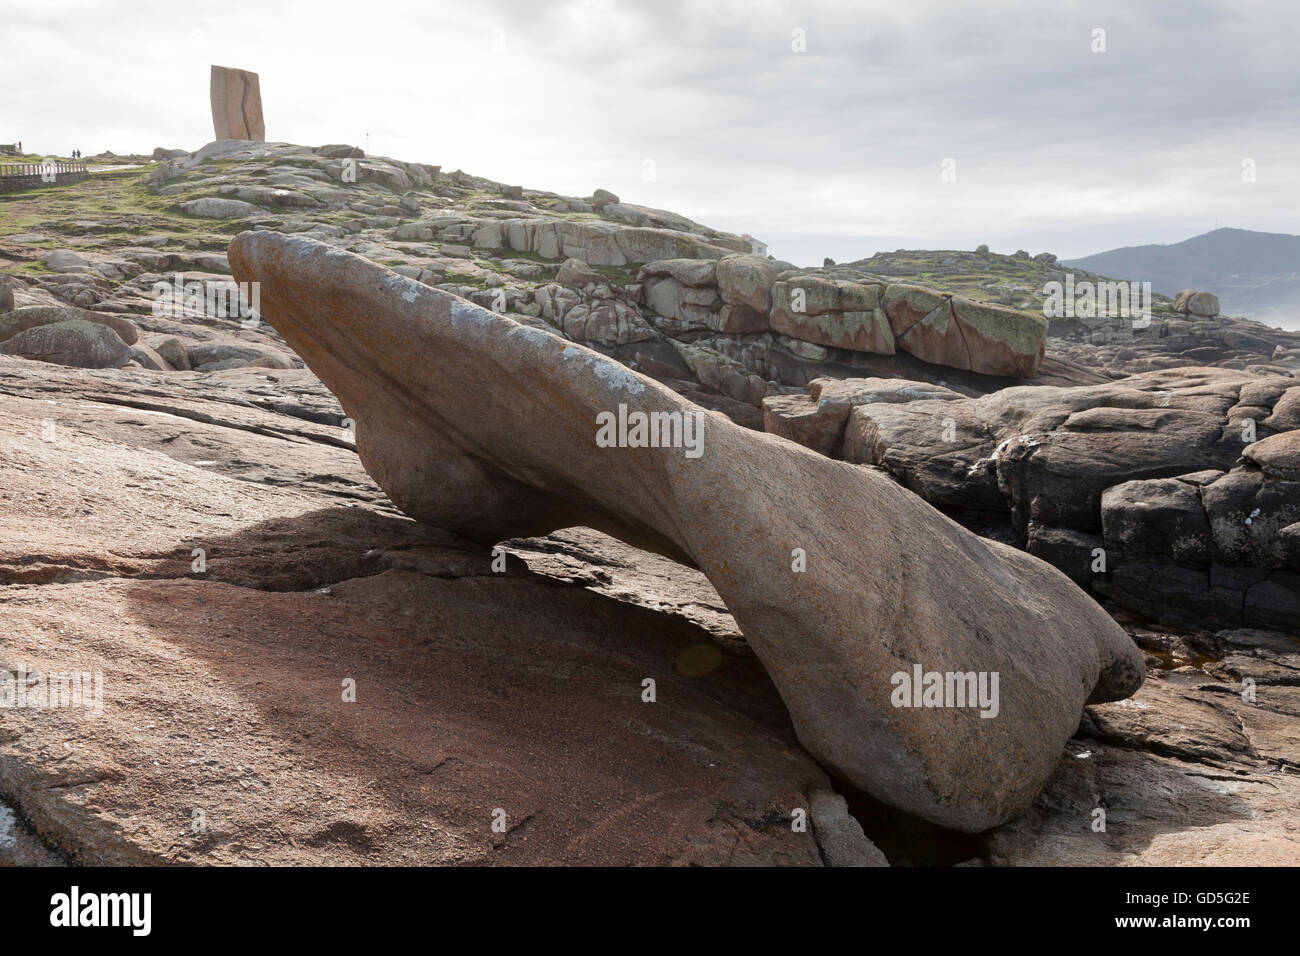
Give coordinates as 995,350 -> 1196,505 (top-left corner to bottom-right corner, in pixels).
209,65 -> 265,141
230,230 -> 1145,832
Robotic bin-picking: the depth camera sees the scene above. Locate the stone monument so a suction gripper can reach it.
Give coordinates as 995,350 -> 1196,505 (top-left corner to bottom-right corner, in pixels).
210,65 -> 265,141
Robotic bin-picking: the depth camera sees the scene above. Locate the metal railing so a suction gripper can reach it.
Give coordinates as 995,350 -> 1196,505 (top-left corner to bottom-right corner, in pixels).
0,160 -> 88,177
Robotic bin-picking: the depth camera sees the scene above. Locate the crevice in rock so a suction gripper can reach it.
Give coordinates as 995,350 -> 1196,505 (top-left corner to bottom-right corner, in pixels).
0,791 -> 71,866
889,309 -> 928,340
83,395 -> 356,450
950,303 -> 977,373
825,773 -> 985,867
1075,726 -> 1245,770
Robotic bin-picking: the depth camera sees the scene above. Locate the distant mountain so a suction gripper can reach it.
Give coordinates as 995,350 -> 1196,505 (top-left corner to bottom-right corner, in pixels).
1062,228 -> 1300,330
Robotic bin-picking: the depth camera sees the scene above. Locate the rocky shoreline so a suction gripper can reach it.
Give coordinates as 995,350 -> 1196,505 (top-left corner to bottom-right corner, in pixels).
1,140 -> 1296,865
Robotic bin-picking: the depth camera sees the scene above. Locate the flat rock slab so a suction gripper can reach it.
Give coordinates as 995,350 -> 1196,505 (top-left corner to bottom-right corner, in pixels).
3,571 -> 833,865
989,665 -> 1300,865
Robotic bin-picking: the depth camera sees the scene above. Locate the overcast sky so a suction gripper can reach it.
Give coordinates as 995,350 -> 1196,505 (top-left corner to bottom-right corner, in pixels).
3,0 -> 1297,265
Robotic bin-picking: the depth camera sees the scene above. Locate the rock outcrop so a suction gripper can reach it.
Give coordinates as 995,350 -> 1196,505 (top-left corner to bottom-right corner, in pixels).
1174,289 -> 1221,317
230,230 -> 1145,832
882,286 -> 1048,377
0,305 -> 138,346
209,65 -> 265,142
763,376 -> 963,456
180,197 -> 264,219
635,265 -> 1047,379
0,354 -> 1292,864
1,135 -> 1295,862
766,368 -> 1300,632
4,140 -> 1130,410
0,317 -> 132,368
